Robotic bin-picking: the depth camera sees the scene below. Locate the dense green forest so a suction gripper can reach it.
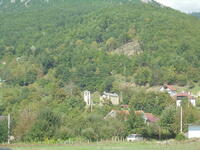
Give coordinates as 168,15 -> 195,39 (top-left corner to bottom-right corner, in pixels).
0,0 -> 200,143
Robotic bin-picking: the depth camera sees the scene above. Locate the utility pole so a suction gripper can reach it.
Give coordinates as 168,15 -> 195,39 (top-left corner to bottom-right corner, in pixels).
159,126 -> 161,141
123,65 -> 126,76
90,98 -> 93,112
7,114 -> 11,144
89,92 -> 93,112
180,106 -> 183,133
120,91 -> 123,103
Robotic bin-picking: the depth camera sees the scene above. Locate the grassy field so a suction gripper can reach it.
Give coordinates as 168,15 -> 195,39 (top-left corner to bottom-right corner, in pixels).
1,141 -> 200,150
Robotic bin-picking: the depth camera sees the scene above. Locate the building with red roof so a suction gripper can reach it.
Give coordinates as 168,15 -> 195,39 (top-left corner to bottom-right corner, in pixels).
160,84 -> 177,96
143,113 -> 159,123
104,110 -> 159,124
175,92 -> 196,107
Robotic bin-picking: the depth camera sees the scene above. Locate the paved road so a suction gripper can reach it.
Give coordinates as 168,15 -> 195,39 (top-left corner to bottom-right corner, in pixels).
0,148 -> 12,150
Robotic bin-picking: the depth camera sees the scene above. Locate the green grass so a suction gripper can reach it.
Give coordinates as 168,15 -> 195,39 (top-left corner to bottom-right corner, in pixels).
2,141 -> 200,150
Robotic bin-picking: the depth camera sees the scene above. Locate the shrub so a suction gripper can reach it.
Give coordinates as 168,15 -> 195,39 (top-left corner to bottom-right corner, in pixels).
0,120 -> 8,143
175,133 -> 186,141
176,74 -> 187,86
25,109 -> 61,141
55,127 -> 74,140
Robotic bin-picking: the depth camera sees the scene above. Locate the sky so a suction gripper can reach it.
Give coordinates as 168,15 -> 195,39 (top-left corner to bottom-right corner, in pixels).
154,0 -> 200,13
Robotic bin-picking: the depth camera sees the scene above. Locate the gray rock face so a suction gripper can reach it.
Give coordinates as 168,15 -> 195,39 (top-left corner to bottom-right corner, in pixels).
111,41 -> 142,56
141,0 -> 152,3
0,0 -> 50,8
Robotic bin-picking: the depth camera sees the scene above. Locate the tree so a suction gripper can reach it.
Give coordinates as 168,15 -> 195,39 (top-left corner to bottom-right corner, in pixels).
0,119 -> 8,143
134,67 -> 152,86
106,37 -> 118,51
19,70 -> 38,86
130,91 -> 173,115
176,74 -> 187,86
26,109 -> 61,141
126,109 -> 145,134
160,106 -> 177,137
39,54 -> 55,74
81,128 -> 96,141
100,77 -> 114,93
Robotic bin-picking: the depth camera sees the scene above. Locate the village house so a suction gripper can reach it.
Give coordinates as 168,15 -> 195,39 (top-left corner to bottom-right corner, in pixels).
121,104 -> 129,110
160,84 -> 177,96
188,124 -> 200,139
104,110 -> 159,124
135,110 -> 159,124
175,92 -> 196,107
144,113 -> 159,124
104,110 -> 130,120
100,92 -> 120,105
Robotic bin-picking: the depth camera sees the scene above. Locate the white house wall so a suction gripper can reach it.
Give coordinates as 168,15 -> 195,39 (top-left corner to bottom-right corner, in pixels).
190,99 -> 196,107
176,100 -> 181,107
188,126 -> 200,139
84,91 -> 91,106
176,99 -> 196,107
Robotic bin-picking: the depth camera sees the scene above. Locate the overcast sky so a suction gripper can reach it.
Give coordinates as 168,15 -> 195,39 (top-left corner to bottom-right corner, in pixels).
155,0 -> 200,13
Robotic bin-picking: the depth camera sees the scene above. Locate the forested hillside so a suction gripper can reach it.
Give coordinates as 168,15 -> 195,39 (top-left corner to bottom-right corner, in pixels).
0,0 -> 200,143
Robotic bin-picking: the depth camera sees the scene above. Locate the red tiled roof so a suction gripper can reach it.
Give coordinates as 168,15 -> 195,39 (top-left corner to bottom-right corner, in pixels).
107,110 -> 159,123
164,84 -> 176,91
144,113 -> 159,123
120,110 -> 130,115
121,104 -> 129,108
115,110 -> 145,116
135,110 -> 144,115
175,93 -> 195,99
112,110 -> 130,115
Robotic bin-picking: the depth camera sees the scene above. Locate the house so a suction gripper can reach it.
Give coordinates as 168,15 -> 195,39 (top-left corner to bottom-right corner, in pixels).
100,92 -> 120,105
143,113 -> 159,124
135,110 -> 159,124
188,125 -> 200,139
160,84 -> 177,96
104,110 -> 130,120
104,110 -> 159,124
175,92 -> 196,107
121,104 -> 129,109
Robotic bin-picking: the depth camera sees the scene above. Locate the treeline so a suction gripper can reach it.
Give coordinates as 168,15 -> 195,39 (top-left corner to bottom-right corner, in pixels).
1,88 -> 199,143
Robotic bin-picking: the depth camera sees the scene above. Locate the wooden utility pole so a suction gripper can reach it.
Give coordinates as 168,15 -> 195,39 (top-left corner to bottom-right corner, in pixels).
7,114 -> 11,144
120,91 -> 123,103
90,98 -> 93,112
180,106 -> 183,133
159,126 -> 161,141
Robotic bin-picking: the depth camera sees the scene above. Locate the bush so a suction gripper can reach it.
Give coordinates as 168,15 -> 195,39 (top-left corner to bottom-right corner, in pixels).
0,120 -> 8,143
134,67 -> 152,86
176,74 -> 187,86
25,109 -> 61,141
175,133 -> 186,141
81,128 -> 96,141
55,127 -> 74,140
